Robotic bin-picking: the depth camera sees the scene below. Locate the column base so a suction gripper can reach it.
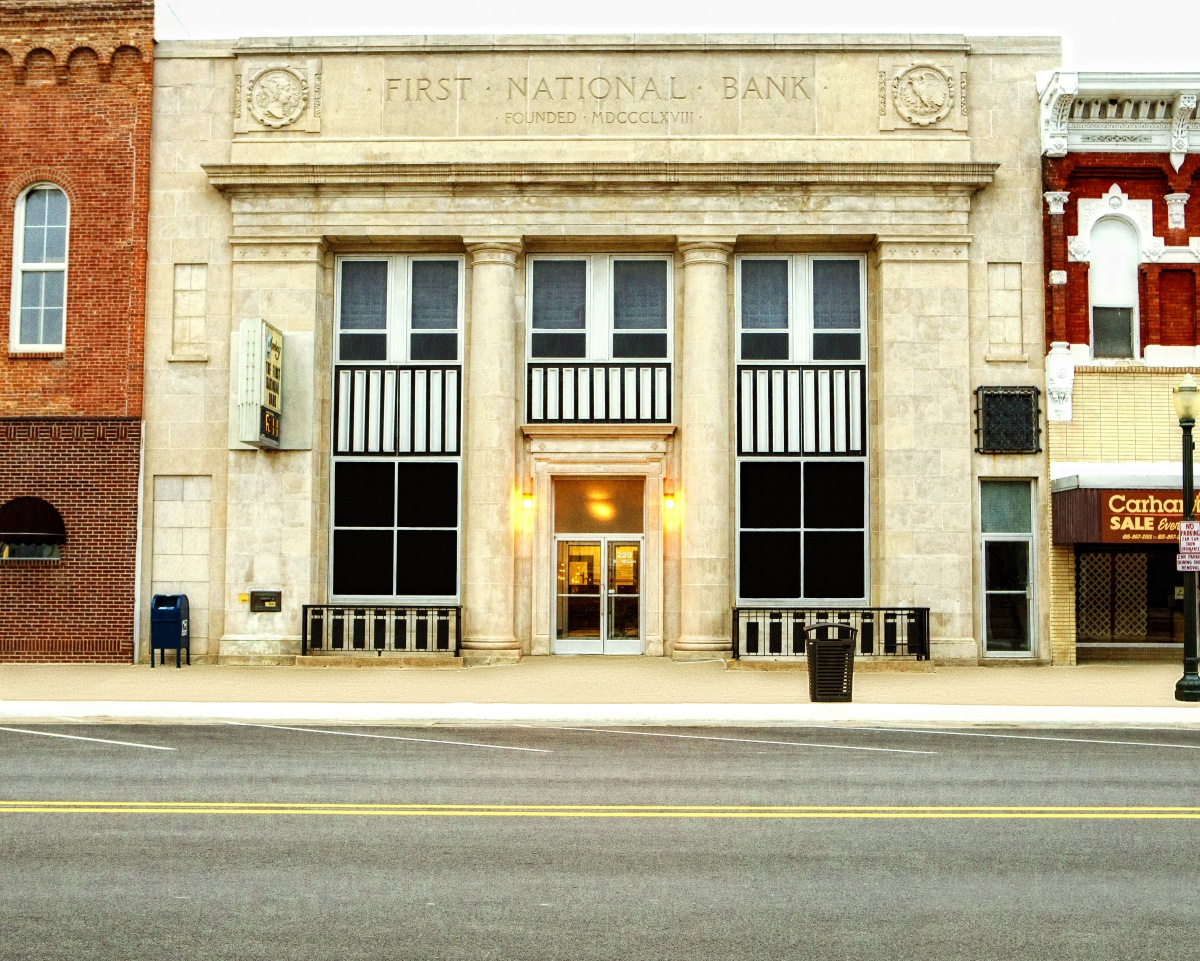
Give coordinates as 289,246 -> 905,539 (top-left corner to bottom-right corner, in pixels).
462,650 -> 523,668
672,636 -> 733,658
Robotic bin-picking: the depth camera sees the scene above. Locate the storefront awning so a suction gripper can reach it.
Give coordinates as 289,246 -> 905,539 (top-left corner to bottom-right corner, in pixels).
1051,465 -> 1195,545
0,497 -> 67,545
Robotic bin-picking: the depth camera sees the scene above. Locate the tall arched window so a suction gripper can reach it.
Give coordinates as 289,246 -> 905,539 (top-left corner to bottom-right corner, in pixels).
1088,216 -> 1139,359
10,183 -> 69,350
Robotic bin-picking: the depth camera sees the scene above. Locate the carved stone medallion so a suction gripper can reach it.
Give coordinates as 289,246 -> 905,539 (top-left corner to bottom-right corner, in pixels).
247,66 -> 308,129
891,63 -> 953,126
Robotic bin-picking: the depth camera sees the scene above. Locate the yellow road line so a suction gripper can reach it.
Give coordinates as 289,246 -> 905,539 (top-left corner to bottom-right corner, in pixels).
3,801 -> 1200,819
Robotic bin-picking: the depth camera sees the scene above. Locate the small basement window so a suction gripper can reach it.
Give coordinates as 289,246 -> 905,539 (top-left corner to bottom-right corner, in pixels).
0,496 -> 66,560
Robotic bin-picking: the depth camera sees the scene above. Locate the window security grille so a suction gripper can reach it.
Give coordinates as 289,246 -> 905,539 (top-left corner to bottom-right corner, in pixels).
974,386 -> 1041,454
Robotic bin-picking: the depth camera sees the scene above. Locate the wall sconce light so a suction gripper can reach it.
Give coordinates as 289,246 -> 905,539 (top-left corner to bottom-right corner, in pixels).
663,480 -> 676,512
522,478 -> 534,511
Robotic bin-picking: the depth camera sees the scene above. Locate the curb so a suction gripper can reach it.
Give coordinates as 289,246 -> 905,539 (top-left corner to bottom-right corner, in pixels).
3,701 -> 1200,726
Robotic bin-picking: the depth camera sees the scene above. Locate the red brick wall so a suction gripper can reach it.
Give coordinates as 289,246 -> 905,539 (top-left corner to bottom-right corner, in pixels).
0,2 -> 151,662
1042,153 -> 1200,352
0,419 -> 140,662
0,0 -> 152,417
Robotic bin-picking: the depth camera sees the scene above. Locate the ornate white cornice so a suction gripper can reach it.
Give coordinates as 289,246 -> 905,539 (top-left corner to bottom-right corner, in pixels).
1039,71 -> 1200,167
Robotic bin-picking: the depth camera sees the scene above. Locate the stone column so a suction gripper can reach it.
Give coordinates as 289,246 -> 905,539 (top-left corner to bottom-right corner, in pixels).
461,239 -> 523,659
674,239 -> 735,656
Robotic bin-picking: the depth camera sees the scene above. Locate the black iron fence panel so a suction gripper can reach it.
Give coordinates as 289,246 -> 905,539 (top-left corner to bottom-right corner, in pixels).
731,607 -> 930,659
527,362 -> 671,423
302,605 -> 461,655
334,365 -> 461,456
736,365 -> 866,456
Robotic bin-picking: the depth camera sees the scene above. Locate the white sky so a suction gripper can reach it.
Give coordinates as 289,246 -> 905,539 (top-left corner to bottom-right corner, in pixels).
156,0 -> 1191,72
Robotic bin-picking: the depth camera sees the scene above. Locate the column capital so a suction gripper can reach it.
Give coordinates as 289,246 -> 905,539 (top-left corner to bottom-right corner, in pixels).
677,238 -> 735,266
1044,191 -> 1070,216
464,238 -> 524,267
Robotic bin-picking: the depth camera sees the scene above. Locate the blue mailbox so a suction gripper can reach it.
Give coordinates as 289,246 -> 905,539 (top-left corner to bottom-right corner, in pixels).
150,594 -> 190,668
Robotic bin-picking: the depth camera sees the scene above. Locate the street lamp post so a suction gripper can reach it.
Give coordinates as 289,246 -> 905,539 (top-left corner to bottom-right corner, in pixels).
1172,374 -> 1200,702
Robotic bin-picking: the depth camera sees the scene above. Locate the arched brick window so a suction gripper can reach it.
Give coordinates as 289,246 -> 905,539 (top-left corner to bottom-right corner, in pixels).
10,183 -> 69,351
0,496 -> 66,560
1089,217 -> 1139,358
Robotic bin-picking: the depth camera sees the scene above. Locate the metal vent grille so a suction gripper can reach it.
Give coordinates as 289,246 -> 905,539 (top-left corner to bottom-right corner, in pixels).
974,386 -> 1041,454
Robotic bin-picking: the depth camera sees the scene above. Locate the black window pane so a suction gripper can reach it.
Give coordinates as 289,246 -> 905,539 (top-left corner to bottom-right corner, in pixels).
741,332 -> 789,361
740,461 -> 801,529
410,332 -> 458,361
741,260 -> 788,330
612,333 -> 668,359
396,462 -> 458,528
532,332 -> 587,359
411,260 -> 459,330
812,333 -> 861,361
396,530 -> 458,596
803,462 -> 864,528
802,532 -> 864,598
340,261 -> 388,330
1093,307 -> 1133,358
334,462 -> 395,527
812,260 -> 861,330
339,333 -> 387,361
333,530 -> 394,596
985,541 -> 1029,591
613,260 -> 667,330
532,260 -> 586,330
740,532 -> 801,599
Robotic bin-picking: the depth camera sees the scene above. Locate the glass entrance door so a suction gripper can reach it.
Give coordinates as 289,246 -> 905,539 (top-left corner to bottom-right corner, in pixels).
554,538 -> 642,654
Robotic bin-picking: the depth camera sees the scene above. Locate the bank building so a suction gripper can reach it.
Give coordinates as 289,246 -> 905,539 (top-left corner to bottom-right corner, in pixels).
137,33 -> 1057,666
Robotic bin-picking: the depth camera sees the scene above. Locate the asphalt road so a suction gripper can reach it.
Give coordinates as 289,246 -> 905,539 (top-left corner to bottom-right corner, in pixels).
2,723 -> 1200,961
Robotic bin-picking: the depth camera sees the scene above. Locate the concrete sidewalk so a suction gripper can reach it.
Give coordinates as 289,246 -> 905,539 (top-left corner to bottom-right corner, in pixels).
3,657 -> 1200,726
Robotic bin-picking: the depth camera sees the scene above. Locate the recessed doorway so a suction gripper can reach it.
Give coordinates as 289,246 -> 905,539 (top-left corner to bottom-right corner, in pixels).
551,475 -> 645,655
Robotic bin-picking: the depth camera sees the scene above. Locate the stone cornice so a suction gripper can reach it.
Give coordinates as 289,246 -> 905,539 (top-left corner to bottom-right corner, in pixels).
204,161 -> 999,195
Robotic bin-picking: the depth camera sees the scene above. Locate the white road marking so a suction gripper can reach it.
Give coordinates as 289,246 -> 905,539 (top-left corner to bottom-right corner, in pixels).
0,727 -> 175,751
556,727 -> 936,755
822,726 -> 1200,750
225,721 -> 550,753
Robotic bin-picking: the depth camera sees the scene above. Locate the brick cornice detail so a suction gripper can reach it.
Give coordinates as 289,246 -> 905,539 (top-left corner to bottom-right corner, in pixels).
1,417 -> 141,442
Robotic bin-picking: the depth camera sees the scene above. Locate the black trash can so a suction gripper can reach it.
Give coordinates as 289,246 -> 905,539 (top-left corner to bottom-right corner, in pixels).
804,622 -> 858,702
150,594 -> 190,668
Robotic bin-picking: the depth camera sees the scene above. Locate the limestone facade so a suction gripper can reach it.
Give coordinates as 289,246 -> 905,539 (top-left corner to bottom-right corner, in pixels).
140,35 -> 1058,664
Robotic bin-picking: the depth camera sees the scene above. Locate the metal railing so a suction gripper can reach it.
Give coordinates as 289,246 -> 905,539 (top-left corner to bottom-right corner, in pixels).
334,364 -> 461,456
302,605 -> 461,656
527,362 -> 671,423
736,364 -> 866,457
731,607 -> 930,659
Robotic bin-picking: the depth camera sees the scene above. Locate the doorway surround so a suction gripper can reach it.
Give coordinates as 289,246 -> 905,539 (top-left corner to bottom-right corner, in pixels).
523,424 -> 674,656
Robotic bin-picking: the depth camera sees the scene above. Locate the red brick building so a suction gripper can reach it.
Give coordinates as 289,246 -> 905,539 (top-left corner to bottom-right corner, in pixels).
0,0 -> 152,661
1040,72 -> 1200,663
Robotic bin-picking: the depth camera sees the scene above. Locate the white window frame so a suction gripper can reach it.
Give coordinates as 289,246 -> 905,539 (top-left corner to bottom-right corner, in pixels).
327,454 -> 462,605
334,254 -> 465,365
1086,216 -> 1140,361
734,455 -> 870,606
979,478 -> 1036,659
735,254 -> 866,363
10,182 -> 69,353
526,253 -> 674,362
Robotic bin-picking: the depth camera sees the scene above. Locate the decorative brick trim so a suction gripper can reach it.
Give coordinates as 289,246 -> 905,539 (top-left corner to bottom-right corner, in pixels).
1,418 -> 140,442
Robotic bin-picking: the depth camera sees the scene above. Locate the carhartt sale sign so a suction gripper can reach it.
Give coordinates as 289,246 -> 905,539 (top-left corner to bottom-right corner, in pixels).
1100,490 -> 1200,544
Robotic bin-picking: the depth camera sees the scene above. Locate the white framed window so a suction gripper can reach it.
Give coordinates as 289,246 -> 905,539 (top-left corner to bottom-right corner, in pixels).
1088,217 -> 1139,359
335,255 -> 464,364
10,183 -> 69,352
329,457 -> 461,603
736,457 -> 868,604
736,255 -> 865,363
527,254 -> 672,361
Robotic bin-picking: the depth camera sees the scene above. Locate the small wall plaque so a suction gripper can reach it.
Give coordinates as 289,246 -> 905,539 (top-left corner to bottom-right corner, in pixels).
250,590 -> 282,613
